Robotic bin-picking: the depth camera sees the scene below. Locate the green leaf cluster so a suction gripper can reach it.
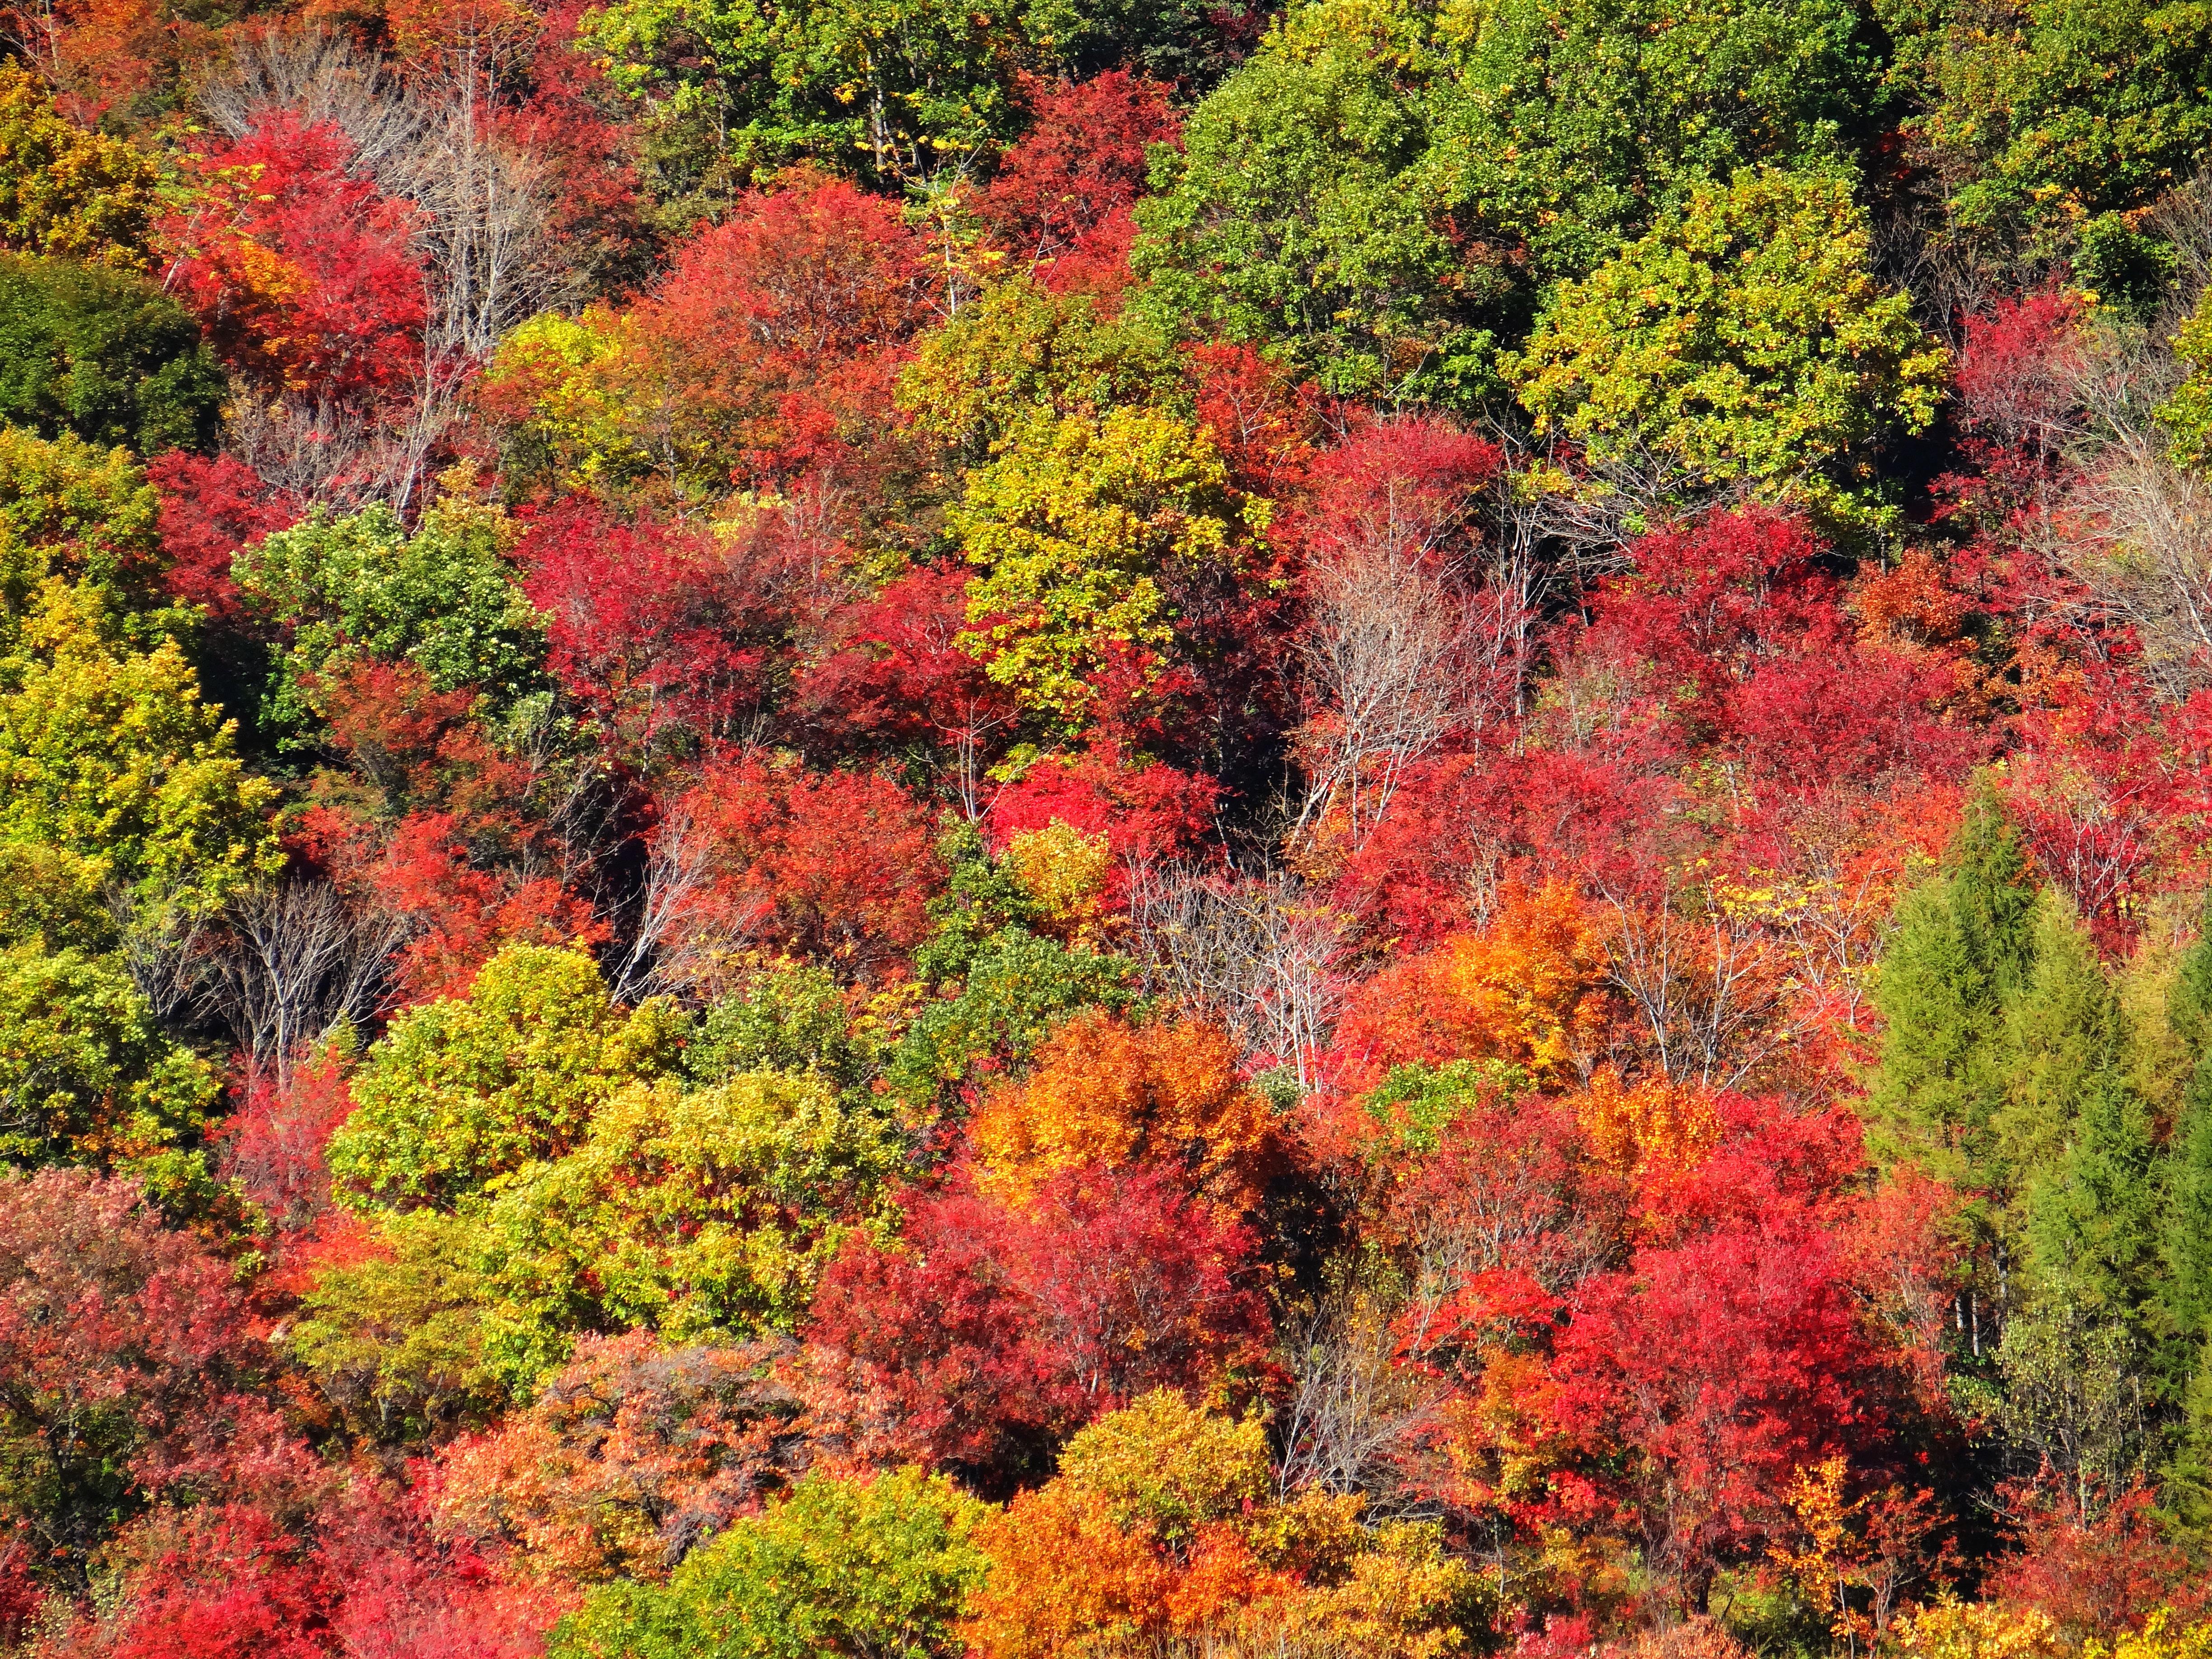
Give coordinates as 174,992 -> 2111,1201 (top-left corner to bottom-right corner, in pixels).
0,254 -> 226,458
580,0 -> 1031,209
233,500 -> 549,745
0,65 -> 160,271
951,403 -> 1261,731
550,1466 -> 989,1659
327,945 -> 687,1211
1506,167 -> 1950,536
0,576 -> 278,914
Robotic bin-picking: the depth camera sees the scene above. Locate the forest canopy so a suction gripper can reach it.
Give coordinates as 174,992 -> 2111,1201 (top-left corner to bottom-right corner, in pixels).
5,0 -> 2212,1653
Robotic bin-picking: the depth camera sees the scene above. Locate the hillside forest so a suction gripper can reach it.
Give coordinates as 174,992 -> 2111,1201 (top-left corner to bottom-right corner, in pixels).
9,0 -> 2212,1654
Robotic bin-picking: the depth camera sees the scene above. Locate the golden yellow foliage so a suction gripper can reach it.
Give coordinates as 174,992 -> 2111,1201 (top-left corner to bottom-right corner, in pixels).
970,1009 -> 1277,1206
1570,1067 -> 1722,1175
965,1392 -> 1483,1659
1893,1601 -> 2061,1659
1339,881 -> 1611,1093
1004,817 -> 1115,945
2086,1610 -> 2212,1659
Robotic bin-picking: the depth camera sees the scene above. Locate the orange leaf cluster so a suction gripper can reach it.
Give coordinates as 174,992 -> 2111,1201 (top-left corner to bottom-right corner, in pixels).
1335,881 -> 1613,1094
969,1010 -> 1278,1207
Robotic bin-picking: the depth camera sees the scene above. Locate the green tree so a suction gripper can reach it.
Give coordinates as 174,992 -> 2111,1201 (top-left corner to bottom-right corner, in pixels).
1878,0 -> 2212,299
885,927 -> 1134,1113
0,255 -> 226,456
288,1209 -> 507,1443
1993,890 -> 2128,1192
686,960 -> 870,1089
1866,783 -> 2039,1192
952,404 -> 1263,731
233,499 -> 548,744
326,946 -> 687,1212
0,425 -> 162,616
1132,0 -> 1490,405
900,277 -> 1181,464
1134,0 -> 1897,405
0,943 -> 217,1167
0,577 -> 278,912
2164,906 -> 2212,1345
2158,906 -> 2212,1520
469,1070 -> 901,1383
2021,1067 -> 2163,1323
1506,167 -> 1949,535
0,65 -> 159,270
581,0 -> 1029,210
551,1466 -> 989,1659
1424,0 -> 1889,284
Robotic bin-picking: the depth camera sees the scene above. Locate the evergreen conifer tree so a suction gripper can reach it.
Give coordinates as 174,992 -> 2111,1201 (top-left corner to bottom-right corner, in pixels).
1868,780 -> 2038,1191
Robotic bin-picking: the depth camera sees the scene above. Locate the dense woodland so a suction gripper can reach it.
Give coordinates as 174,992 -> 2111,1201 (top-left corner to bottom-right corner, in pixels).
7,0 -> 2212,1652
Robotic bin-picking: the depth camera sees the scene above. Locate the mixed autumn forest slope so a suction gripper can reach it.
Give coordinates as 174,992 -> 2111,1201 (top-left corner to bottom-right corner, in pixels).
4,0 -> 2212,1653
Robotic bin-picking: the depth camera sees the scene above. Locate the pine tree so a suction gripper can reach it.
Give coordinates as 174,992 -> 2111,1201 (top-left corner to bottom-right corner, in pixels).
2023,1066 -> 2161,1321
2158,900 -> 2212,1520
1867,780 -> 2038,1191
1996,890 -> 2127,1200
2161,904 -> 2212,1344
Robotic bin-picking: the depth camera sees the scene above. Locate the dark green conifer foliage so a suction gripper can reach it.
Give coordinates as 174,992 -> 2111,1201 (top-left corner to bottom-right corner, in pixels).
1867,781 -> 2038,1190
2023,1066 -> 2162,1321
1996,891 -> 2127,1200
2158,901 -> 2212,1519
2163,904 -> 2212,1346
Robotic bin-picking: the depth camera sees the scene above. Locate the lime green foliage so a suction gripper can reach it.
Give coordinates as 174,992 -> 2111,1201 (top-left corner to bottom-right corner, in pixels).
232,499 -> 547,741
2165,907 -> 2212,1347
2160,907 -> 2212,1518
2085,1609 -> 2212,1659
1424,0 -> 1886,283
0,426 -> 163,618
0,65 -> 159,270
289,1209 -> 508,1442
1135,0 -> 1893,404
0,843 -> 115,956
1361,1058 -> 1530,1157
1880,0 -> 2212,292
1133,0 -> 1486,405
900,278 -> 1181,462
581,0 -> 1027,204
470,1070 -> 902,1382
0,578 -> 278,912
886,928 -> 1135,1111
952,405 -> 1263,730
0,942 -> 217,1166
1995,891 -> 2128,1188
1866,784 -> 2038,1193
484,309 -> 645,496
2024,1066 -> 2161,1321
686,960 -> 868,1088
911,821 -> 1044,986
0,255 -> 226,457
234,497 -> 543,711
551,1466 -> 989,1659
1509,168 -> 1949,534
326,946 -> 688,1212
2159,286 -> 2212,472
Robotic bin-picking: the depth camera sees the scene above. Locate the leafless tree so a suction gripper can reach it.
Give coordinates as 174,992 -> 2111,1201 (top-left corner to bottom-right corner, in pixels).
103,886 -> 211,1027
1274,1281 -> 1450,1517
1293,544 -> 1511,847
1126,865 -> 1352,1091
1593,875 -> 1798,1091
198,25 -> 576,514
197,877 -> 413,1079
225,394 -> 405,510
